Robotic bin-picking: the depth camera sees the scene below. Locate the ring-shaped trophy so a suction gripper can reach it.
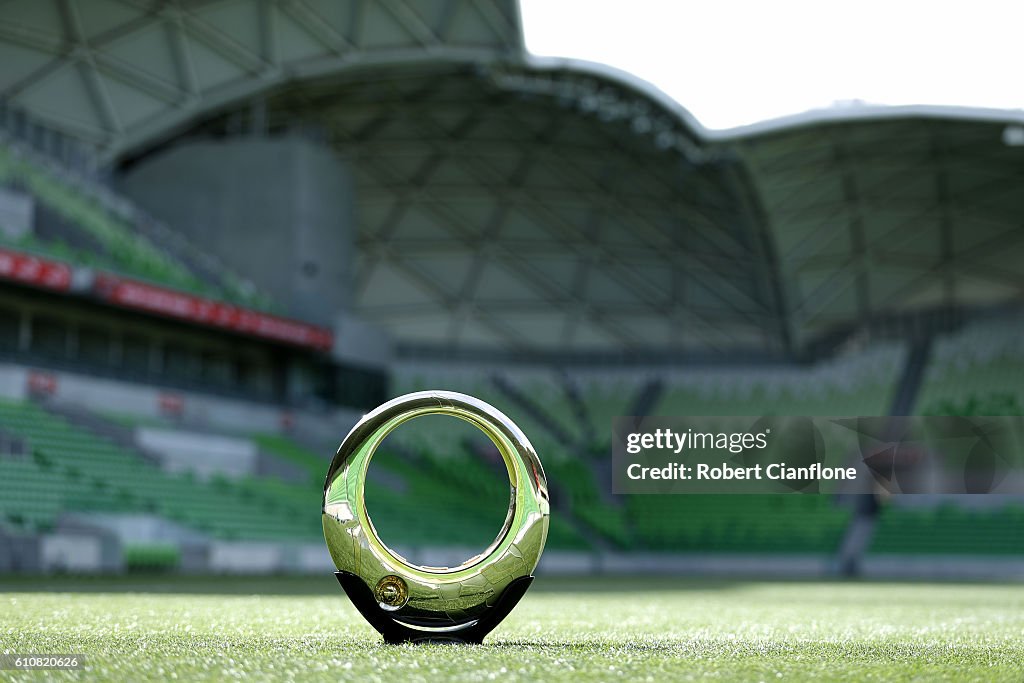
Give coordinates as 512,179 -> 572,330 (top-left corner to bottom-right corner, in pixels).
322,391 -> 550,644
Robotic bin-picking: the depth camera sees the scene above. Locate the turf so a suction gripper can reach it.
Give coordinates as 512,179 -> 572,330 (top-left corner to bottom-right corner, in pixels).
1,576 -> 1023,681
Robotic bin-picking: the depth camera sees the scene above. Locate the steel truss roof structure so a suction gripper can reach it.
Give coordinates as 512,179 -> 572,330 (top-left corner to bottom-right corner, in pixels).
1,0 -> 1022,356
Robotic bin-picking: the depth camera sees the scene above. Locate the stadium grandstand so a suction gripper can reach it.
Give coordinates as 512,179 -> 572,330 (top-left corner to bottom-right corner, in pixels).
0,0 -> 1022,581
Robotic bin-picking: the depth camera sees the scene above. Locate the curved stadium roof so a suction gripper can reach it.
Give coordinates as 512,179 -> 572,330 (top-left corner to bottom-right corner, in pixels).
1,0 -> 1022,358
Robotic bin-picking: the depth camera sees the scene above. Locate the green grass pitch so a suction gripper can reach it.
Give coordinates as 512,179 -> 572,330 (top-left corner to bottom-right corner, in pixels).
1,576 -> 1023,681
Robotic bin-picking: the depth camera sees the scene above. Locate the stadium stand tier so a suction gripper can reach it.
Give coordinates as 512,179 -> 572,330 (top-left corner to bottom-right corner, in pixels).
654,344 -> 905,418
0,399 -> 590,552
627,495 -> 851,554
1,323 -> 1023,572
0,140 -> 278,312
0,399 -> 319,541
870,502 -> 1024,556
918,317 -> 1024,416
392,352 -> 899,556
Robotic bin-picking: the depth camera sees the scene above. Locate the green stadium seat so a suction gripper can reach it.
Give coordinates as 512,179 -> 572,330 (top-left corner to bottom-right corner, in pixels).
870,503 -> 1024,555
0,141 -> 280,312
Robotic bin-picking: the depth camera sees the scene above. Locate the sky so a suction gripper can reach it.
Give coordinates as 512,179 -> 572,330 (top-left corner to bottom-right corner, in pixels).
519,0 -> 1024,130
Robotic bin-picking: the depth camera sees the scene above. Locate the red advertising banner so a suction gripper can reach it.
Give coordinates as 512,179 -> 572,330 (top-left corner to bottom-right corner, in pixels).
93,274 -> 334,351
158,392 -> 185,417
26,370 -> 58,397
0,248 -> 72,291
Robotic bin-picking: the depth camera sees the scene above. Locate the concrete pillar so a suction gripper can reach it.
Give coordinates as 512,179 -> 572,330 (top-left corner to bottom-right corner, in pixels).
117,135 -> 355,326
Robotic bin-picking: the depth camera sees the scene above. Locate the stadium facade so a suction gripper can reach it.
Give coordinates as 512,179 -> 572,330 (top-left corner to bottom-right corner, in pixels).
0,0 -> 1021,578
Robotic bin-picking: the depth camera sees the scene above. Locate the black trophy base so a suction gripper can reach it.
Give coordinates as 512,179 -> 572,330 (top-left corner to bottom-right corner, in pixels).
335,571 -> 534,644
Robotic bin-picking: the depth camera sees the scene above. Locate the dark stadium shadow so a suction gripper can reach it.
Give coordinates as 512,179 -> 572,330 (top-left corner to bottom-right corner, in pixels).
0,574 -> 346,595
3,574 -> 992,596
529,575 -> 804,593
0,574 -> 845,595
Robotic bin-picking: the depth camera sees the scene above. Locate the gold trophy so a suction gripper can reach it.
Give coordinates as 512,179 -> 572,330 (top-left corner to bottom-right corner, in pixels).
322,391 -> 550,643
